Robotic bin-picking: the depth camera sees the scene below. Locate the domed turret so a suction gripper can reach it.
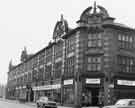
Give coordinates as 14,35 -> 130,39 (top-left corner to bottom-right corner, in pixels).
77,2 -> 115,26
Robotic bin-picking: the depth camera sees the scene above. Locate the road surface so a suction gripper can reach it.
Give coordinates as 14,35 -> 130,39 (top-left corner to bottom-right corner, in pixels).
0,99 -> 35,108
0,99 -> 100,108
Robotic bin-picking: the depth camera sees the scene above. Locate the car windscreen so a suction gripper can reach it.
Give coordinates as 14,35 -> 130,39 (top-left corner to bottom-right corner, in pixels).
115,100 -> 129,106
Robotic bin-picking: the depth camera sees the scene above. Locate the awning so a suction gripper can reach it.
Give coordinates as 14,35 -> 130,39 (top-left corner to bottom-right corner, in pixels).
81,72 -> 105,78
113,72 -> 135,80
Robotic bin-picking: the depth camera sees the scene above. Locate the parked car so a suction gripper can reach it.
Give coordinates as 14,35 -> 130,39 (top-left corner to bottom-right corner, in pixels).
103,99 -> 135,108
36,96 -> 57,108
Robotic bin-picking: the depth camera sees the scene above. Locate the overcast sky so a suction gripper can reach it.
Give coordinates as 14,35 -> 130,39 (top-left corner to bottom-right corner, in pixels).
0,0 -> 135,85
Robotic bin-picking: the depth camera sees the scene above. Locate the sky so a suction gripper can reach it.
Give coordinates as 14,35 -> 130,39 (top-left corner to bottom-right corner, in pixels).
0,0 -> 135,85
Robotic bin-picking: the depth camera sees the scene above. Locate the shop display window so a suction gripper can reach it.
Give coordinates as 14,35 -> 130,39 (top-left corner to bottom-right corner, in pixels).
64,86 -> 74,104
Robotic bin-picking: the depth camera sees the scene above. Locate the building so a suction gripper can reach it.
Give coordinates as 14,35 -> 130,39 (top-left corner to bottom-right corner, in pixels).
6,2 -> 135,107
0,84 -> 6,98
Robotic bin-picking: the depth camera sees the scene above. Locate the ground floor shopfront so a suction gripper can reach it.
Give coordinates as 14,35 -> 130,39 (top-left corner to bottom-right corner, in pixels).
112,73 -> 135,102
6,73 -> 135,107
31,77 -> 104,106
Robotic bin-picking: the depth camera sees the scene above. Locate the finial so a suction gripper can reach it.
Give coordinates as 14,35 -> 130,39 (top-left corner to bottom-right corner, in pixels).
93,1 -> 97,14
9,59 -> 13,71
24,46 -> 27,51
60,14 -> 64,22
9,59 -> 12,65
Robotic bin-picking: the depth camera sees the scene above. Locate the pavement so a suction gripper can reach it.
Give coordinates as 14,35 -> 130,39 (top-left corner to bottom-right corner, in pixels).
0,98 -> 100,108
0,98 -> 34,108
0,98 -> 36,106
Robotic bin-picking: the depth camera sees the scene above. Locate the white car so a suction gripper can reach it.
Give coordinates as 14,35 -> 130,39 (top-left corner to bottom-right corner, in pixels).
103,99 -> 135,108
36,96 -> 57,108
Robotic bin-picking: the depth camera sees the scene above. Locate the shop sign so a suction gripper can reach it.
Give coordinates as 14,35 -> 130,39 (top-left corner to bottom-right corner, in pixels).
35,85 -> 52,91
86,78 -> 100,84
32,84 -> 61,91
117,80 -> 135,86
64,79 -> 73,85
22,86 -> 26,89
108,84 -> 114,88
32,86 -> 37,91
52,84 -> 61,89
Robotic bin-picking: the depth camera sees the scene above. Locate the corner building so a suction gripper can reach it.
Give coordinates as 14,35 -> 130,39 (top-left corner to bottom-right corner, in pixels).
6,3 -> 135,107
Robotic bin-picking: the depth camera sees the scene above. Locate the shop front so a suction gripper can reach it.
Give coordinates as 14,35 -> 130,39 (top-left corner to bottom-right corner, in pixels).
26,86 -> 34,102
63,79 -> 74,105
80,72 -> 105,107
82,78 -> 104,106
114,78 -> 135,101
32,83 -> 61,102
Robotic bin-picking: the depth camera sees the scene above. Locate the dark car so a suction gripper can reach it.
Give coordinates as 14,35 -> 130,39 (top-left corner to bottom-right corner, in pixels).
36,96 -> 57,108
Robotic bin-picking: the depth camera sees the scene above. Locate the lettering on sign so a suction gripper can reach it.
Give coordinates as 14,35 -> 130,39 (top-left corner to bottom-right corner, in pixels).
117,80 -> 135,86
52,84 -> 61,89
64,79 -> 73,85
86,78 -> 100,84
32,84 -> 61,91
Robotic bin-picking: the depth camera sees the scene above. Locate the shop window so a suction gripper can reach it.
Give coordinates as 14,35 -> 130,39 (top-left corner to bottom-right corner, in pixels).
52,89 -> 61,103
64,87 -> 74,104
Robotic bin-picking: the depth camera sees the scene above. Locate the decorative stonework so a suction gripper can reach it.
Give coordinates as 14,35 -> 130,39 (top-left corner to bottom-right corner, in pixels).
20,47 -> 28,62
53,14 -> 69,41
77,2 -> 114,26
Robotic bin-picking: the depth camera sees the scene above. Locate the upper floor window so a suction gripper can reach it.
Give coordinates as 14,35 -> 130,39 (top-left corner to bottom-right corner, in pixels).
88,33 -> 102,48
66,36 -> 75,53
39,52 -> 45,65
55,42 -> 63,59
117,55 -> 135,73
65,56 -> 75,77
46,48 -> 53,63
54,61 -> 62,79
118,34 -> 134,49
87,56 -> 102,71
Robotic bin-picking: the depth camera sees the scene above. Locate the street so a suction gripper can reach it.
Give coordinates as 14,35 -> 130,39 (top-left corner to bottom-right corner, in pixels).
0,98 -> 100,108
0,99 -> 35,108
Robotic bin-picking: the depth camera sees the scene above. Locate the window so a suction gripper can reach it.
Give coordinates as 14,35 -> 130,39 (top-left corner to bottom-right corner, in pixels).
54,61 -> 62,79
118,34 -> 134,49
65,56 -> 75,77
55,42 -> 63,59
64,87 -> 74,104
88,33 -> 102,48
45,65 -> 52,80
87,56 -> 101,71
66,36 -> 75,54
118,34 -> 122,41
129,100 -> 135,105
117,56 -> 135,73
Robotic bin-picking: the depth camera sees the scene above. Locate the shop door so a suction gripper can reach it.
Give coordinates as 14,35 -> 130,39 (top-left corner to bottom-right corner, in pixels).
91,88 -> 99,106
82,88 -> 99,106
